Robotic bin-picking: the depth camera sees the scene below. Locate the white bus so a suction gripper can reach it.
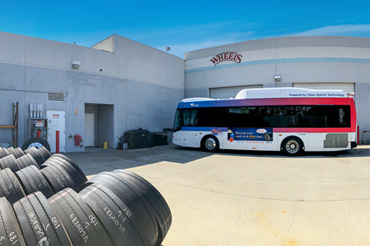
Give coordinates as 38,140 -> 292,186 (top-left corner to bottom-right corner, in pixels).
172,88 -> 357,155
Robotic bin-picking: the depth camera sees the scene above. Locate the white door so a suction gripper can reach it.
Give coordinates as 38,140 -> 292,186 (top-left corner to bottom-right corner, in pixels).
84,113 -> 95,147
47,110 -> 66,153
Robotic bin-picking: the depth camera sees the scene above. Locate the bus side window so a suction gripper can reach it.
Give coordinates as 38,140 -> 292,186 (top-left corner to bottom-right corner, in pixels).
182,109 -> 198,126
336,106 -> 350,126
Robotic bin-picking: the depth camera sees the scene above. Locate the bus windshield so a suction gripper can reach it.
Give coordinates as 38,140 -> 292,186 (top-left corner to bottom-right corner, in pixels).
174,109 -> 181,132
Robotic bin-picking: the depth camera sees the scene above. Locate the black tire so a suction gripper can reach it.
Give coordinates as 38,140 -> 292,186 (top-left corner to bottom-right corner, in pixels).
201,135 -> 219,152
11,148 -> 25,159
84,172 -> 158,245
41,164 -> 79,193
114,170 -> 171,218
113,170 -> 172,244
49,154 -> 87,183
0,168 -> 25,204
42,157 -> 85,191
13,192 -> 71,246
80,184 -> 150,246
41,165 -> 80,193
0,148 -> 10,159
16,154 -> 39,169
15,165 -> 54,198
0,197 -> 26,246
38,146 -> 52,161
6,147 -> 14,155
21,138 -> 50,152
48,188 -> 113,246
24,147 -> 45,167
0,155 -> 21,173
282,137 -> 304,156
32,192 -> 71,245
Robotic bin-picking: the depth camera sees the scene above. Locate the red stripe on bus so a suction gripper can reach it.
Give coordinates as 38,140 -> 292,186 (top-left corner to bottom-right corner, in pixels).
273,128 -> 354,133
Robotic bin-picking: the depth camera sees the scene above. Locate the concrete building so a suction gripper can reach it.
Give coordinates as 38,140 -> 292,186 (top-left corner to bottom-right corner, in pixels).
0,32 -> 184,152
1,32 -> 370,150
184,36 -> 370,143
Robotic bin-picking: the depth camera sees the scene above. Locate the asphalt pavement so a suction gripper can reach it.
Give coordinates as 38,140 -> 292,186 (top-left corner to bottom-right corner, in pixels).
66,145 -> 370,246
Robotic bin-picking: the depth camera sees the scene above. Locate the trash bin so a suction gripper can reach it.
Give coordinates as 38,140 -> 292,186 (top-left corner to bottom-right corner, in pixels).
153,132 -> 168,146
124,129 -> 153,149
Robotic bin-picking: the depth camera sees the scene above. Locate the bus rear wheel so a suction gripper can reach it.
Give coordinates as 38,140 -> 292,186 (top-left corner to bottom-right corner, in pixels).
202,136 -> 219,152
282,137 -> 303,156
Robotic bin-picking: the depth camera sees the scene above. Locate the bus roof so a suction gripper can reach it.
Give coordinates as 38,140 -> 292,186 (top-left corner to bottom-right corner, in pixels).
235,87 -> 351,99
178,88 -> 355,108
180,98 -> 216,102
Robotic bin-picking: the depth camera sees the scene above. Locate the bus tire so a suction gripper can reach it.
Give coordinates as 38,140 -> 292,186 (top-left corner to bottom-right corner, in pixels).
202,135 -> 219,152
282,137 -> 304,156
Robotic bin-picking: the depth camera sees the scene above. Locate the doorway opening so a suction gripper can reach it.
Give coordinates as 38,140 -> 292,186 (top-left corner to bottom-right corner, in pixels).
84,103 -> 114,148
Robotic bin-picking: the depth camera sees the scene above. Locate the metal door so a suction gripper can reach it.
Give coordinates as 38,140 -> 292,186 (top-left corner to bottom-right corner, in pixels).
47,110 -> 66,153
84,113 -> 95,147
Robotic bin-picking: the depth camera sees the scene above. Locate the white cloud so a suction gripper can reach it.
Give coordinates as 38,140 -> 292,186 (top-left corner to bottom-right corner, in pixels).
293,24 -> 370,36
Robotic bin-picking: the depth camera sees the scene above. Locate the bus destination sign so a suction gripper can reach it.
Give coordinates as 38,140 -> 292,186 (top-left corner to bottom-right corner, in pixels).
288,92 -> 346,97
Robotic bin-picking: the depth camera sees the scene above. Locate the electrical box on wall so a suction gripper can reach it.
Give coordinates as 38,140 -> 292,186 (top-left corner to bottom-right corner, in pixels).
28,103 -> 48,140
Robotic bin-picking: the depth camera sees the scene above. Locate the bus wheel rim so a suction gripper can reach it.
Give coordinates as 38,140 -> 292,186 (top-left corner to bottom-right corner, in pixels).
205,138 -> 216,150
286,140 -> 299,154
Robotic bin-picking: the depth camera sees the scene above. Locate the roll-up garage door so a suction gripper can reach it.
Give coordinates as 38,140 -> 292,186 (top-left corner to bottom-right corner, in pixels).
210,84 -> 263,99
293,83 -> 355,93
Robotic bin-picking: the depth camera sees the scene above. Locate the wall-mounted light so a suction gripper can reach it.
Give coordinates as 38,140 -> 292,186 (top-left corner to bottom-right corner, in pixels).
274,75 -> 281,82
72,60 -> 80,69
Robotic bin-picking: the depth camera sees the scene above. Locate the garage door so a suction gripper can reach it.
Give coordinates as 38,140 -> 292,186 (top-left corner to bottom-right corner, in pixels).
210,85 -> 263,99
293,83 -> 355,93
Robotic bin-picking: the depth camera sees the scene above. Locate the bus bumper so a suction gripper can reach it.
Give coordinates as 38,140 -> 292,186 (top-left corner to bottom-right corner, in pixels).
351,141 -> 357,148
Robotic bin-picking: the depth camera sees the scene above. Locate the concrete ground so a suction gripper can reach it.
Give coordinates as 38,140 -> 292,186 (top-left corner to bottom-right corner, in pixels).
66,145 -> 370,246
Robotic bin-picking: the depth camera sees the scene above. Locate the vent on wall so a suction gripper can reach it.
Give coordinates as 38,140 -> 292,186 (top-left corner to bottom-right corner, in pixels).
48,93 -> 64,101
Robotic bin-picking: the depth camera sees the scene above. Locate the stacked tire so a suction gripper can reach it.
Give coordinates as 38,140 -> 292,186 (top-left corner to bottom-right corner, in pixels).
0,148 -> 171,245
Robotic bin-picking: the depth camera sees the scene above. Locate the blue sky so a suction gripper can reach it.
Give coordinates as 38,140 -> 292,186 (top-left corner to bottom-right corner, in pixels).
1,0 -> 370,57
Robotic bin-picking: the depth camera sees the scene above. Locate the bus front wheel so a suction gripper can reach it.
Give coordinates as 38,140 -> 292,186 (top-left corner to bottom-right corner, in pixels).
282,137 -> 303,156
202,136 -> 219,152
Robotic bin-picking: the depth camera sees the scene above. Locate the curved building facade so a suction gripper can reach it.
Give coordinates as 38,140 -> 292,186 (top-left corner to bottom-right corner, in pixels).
184,36 -> 370,143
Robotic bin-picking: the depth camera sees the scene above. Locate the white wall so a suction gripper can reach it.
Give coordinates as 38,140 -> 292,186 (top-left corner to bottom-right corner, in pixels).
0,31 -> 185,151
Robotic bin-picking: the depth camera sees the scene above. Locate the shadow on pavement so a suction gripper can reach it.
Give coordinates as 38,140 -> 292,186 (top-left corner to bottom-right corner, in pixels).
64,145 -> 370,176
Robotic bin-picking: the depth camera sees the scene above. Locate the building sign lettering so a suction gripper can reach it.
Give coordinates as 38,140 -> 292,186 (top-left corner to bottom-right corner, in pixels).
210,52 -> 243,66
